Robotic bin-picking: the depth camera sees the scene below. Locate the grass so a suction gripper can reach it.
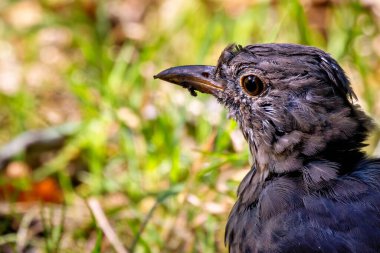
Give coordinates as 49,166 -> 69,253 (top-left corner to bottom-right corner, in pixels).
0,0 -> 379,252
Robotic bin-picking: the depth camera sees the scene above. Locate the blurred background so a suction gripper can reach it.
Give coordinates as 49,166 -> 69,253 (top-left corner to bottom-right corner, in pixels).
0,0 -> 379,252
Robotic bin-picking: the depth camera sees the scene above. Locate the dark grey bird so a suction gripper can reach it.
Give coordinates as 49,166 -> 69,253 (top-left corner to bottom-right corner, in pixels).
154,43 -> 380,253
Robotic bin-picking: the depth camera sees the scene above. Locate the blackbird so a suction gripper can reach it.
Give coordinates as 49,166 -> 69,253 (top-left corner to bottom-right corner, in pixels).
154,43 -> 380,253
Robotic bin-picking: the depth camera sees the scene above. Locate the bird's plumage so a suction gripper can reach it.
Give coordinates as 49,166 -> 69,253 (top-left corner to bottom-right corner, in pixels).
155,43 -> 380,253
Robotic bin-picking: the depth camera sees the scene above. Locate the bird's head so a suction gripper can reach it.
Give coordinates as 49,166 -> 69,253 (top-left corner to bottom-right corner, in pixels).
155,44 -> 373,177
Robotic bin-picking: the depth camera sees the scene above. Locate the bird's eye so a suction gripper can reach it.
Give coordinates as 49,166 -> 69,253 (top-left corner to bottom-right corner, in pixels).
240,75 -> 266,96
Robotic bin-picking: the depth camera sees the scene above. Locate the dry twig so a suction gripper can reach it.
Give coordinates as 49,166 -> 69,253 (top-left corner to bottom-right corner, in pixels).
87,197 -> 129,253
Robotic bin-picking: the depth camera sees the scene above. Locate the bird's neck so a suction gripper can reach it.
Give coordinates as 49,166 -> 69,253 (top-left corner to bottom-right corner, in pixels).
234,104 -> 373,206
235,140 -> 367,209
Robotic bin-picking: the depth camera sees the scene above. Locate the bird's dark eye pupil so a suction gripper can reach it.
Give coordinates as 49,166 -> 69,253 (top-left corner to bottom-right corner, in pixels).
241,75 -> 265,96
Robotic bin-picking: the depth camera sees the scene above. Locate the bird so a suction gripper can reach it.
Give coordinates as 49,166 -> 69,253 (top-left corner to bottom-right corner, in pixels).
154,43 -> 380,253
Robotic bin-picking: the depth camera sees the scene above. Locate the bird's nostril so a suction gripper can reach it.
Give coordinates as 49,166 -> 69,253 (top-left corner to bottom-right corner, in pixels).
201,72 -> 210,78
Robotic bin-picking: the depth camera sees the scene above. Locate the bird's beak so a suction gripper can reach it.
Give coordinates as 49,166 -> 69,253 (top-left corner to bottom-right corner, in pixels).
154,65 -> 224,96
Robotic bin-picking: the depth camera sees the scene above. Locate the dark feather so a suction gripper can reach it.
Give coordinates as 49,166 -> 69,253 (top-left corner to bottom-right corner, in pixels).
219,44 -> 380,252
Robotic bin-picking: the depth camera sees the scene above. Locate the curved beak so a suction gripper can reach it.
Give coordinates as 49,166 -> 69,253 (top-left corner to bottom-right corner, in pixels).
154,65 -> 224,96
